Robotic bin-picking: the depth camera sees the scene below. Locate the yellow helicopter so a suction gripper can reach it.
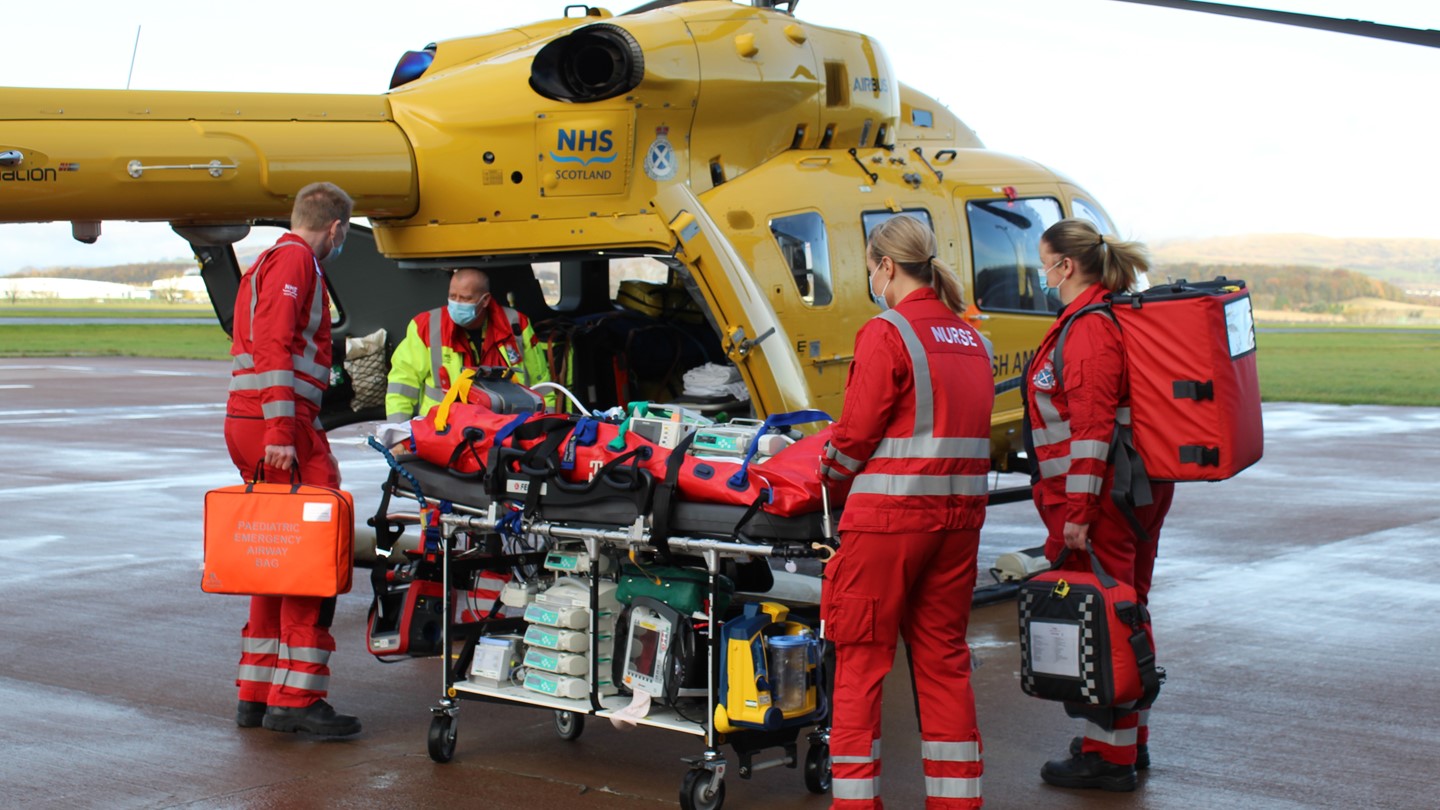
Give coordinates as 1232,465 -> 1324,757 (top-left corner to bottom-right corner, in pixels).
3,0 -> 1425,476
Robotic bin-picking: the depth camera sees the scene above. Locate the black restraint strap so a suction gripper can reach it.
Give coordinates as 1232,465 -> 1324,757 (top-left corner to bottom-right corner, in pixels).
650,431 -> 698,564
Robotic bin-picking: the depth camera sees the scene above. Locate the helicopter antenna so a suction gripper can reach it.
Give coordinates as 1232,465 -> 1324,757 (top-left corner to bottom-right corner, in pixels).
125,25 -> 142,90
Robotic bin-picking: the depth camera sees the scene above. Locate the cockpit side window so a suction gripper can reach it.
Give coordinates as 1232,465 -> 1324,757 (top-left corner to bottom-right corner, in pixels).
769,211 -> 833,307
965,197 -> 1063,314
1072,198 -> 1114,235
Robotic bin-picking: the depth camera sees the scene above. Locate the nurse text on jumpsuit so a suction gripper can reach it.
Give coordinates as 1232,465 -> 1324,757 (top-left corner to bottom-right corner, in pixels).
1025,218 -> 1175,791
820,216 -> 995,809
224,182 -> 363,738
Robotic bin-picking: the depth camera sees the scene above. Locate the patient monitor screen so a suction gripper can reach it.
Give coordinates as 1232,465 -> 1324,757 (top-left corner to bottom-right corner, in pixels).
624,611 -> 672,697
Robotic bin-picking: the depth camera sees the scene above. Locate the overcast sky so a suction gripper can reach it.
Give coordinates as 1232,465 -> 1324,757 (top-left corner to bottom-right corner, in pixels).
0,0 -> 1434,273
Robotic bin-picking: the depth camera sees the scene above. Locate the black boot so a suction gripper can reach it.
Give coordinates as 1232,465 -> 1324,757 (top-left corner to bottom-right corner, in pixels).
1069,735 -> 1149,770
1041,751 -> 1137,792
236,700 -> 267,728
262,700 -> 362,737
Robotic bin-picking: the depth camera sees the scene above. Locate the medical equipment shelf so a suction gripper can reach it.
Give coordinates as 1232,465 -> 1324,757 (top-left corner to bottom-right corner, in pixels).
414,499 -> 833,810
447,679 -> 710,737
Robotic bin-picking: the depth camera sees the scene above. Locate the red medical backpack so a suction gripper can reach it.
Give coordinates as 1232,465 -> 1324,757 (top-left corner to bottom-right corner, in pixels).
1059,278 -> 1263,482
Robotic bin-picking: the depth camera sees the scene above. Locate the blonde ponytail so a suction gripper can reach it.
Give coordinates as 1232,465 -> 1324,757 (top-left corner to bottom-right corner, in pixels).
867,215 -> 968,315
1041,218 -> 1150,294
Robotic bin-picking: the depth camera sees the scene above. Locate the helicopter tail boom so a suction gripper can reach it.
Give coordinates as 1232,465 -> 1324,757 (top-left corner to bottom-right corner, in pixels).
0,88 -> 416,225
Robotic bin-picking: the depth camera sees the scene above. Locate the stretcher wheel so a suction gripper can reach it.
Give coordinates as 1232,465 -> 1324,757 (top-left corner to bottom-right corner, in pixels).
804,742 -> 832,794
428,714 -> 457,763
680,768 -> 725,810
554,710 -> 585,741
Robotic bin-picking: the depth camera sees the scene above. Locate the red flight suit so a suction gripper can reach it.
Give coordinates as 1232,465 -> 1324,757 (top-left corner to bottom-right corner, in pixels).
820,288 -> 994,809
1026,281 -> 1175,765
223,232 -> 341,710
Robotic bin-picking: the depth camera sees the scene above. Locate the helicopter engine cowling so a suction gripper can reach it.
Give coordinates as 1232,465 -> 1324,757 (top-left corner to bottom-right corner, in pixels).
530,23 -> 645,103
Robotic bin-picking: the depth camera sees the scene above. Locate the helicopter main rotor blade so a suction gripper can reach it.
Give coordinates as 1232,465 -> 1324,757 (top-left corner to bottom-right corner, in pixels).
1110,0 -> 1440,49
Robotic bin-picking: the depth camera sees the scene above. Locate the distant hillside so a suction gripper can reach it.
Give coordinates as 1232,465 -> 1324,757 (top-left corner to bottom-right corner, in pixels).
1152,262 -> 1439,324
1153,263 -> 1414,309
10,260 -> 196,286
1151,235 -> 1440,290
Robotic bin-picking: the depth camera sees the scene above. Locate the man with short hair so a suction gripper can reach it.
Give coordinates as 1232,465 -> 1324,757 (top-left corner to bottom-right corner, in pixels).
385,267 -> 551,421
223,181 -> 361,737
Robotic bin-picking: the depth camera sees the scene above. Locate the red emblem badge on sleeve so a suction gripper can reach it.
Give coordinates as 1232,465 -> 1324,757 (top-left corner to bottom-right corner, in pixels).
1033,360 -> 1056,392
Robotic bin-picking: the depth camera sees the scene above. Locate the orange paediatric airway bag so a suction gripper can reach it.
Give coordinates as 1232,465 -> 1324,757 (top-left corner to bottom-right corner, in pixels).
203,482 -> 355,597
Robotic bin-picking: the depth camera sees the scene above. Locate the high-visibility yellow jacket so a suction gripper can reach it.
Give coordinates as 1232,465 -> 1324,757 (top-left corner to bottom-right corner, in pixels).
385,299 -> 550,421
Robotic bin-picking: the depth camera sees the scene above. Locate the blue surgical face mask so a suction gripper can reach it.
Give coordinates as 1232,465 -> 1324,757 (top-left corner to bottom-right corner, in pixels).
869,265 -> 892,311
324,240 -> 344,263
448,300 -> 478,326
1037,257 -> 1063,292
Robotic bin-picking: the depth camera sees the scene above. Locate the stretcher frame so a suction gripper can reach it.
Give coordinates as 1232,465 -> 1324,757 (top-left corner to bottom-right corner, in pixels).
372,449 -> 836,808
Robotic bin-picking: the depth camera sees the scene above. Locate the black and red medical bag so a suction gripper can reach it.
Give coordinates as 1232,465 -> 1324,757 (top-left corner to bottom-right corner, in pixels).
1017,548 -> 1161,710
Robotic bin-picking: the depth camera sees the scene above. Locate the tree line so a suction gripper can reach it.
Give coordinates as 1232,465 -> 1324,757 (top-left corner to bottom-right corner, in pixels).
1152,263 -> 1418,311
9,261 -> 195,285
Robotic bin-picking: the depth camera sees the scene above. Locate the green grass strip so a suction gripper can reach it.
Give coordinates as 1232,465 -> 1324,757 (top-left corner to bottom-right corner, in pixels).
0,302 -> 214,319
1257,329 -> 1440,406
0,324 -> 232,361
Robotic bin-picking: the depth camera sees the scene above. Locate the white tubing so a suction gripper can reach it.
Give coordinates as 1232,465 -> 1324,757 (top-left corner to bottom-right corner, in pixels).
530,381 -> 591,416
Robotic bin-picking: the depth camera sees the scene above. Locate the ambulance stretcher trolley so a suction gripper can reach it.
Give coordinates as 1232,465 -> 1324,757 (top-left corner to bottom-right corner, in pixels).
367,408 -> 838,810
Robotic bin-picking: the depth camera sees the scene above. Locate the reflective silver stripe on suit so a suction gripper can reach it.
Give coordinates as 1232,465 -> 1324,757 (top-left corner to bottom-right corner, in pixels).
292,353 -> 328,382
262,400 -> 296,419
825,444 -> 863,473
428,307 -> 446,403
295,377 -> 324,407
1032,421 -> 1071,446
501,306 -> 531,384
1071,439 -> 1110,461
241,637 -> 279,655
878,309 -> 933,435
1038,456 -> 1070,479
832,777 -> 880,801
237,665 -> 275,683
1033,390 -> 1068,441
925,776 -> 982,799
280,644 -> 332,666
1117,406 -> 1132,425
276,669 -> 329,693
1066,474 -> 1104,495
231,369 -> 294,391
388,382 -> 420,398
851,473 -> 990,497
231,376 -> 320,408
873,436 -> 990,460
296,271 -> 326,383
823,465 -> 854,482
1084,722 -> 1138,747
920,740 -> 980,762
832,739 -> 881,764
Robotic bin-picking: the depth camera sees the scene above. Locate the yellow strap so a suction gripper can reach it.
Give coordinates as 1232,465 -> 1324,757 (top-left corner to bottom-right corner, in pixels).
433,368 -> 475,431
